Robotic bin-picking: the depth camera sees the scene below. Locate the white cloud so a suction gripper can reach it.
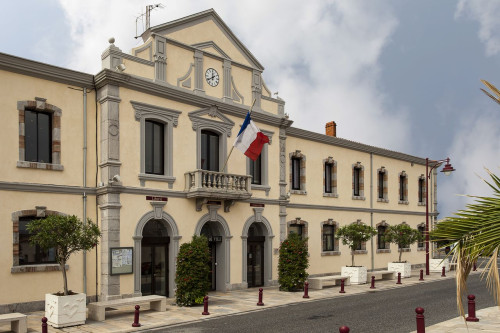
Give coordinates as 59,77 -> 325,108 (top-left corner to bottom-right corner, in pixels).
456,0 -> 500,56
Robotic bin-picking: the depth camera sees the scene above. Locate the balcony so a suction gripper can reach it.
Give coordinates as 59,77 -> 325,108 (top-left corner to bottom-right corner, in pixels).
185,169 -> 252,211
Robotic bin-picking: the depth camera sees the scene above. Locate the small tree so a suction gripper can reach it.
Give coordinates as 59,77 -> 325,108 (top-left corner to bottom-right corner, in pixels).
27,215 -> 101,296
175,235 -> 211,306
336,224 -> 377,267
278,233 -> 309,291
383,224 -> 422,262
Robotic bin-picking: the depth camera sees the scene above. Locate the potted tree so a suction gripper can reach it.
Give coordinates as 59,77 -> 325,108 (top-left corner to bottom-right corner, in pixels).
28,215 -> 101,328
336,223 -> 377,284
384,223 -> 422,278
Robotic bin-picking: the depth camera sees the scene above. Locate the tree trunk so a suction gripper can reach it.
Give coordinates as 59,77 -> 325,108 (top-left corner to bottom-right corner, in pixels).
61,260 -> 68,295
399,248 -> 402,263
351,250 -> 355,267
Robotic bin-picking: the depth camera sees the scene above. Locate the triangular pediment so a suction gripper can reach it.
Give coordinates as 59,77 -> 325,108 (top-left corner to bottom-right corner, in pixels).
145,9 -> 264,70
188,105 -> 235,137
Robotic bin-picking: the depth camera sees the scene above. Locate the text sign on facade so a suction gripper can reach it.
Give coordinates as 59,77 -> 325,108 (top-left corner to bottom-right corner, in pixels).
146,196 -> 168,202
250,203 -> 265,207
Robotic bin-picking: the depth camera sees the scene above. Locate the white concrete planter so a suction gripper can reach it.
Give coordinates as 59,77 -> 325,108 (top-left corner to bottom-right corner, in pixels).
388,262 -> 412,278
45,293 -> 86,328
341,266 -> 367,284
430,258 -> 450,273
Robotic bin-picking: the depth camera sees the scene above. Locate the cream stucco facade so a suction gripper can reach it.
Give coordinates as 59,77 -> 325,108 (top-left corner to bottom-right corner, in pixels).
0,9 -> 438,312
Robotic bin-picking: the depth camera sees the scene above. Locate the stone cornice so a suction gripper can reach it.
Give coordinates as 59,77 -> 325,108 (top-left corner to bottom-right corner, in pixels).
0,181 -> 96,195
287,127 -> 426,165
0,52 -> 94,88
287,202 -> 431,216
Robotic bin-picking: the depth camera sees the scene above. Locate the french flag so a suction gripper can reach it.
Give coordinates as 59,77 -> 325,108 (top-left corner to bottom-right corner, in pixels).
234,112 -> 269,161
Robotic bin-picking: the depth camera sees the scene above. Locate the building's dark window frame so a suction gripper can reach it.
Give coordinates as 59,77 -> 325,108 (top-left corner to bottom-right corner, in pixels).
201,130 -> 220,172
322,224 -> 335,251
24,110 -> 52,164
377,225 -> 387,250
291,157 -> 301,190
353,167 -> 361,197
18,217 -> 56,266
378,171 -> 384,199
418,178 -> 425,203
325,162 -> 333,193
399,175 -> 405,201
145,119 -> 165,175
250,154 -> 262,185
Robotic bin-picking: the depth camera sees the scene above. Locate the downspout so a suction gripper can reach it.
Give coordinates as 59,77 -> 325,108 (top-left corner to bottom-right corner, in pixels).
83,88 -> 88,295
370,153 -> 374,271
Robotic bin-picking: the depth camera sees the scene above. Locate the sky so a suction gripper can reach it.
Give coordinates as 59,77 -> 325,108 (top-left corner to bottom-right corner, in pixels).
2,0 -> 500,219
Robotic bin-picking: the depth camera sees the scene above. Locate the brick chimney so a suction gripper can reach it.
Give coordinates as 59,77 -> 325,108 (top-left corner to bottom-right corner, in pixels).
326,121 -> 337,137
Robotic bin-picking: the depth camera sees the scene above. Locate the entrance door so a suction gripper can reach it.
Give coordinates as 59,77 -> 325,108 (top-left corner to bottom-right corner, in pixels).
247,238 -> 264,288
208,241 -> 217,291
141,244 -> 168,296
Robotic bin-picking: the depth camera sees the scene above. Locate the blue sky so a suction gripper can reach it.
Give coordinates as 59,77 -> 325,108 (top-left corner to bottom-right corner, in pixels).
2,0 -> 500,219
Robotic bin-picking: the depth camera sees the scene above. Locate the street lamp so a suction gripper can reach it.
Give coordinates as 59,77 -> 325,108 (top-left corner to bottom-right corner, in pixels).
425,157 -> 455,275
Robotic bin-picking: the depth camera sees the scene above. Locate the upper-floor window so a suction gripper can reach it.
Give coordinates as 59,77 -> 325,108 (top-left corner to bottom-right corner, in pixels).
354,167 -> 360,196
323,157 -> 338,197
377,167 -> 389,203
246,129 -> 272,195
250,154 -> 262,185
201,130 -> 220,171
17,98 -> 63,170
352,162 -> 365,199
145,120 -> 164,175
325,163 -> 332,193
378,171 -> 384,199
292,157 -> 301,190
399,171 -> 408,204
19,217 -> 56,265
289,150 -> 306,194
418,176 -> 425,204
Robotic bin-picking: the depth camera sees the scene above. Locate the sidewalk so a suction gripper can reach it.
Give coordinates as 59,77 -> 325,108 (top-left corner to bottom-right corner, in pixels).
2,269 -> 498,333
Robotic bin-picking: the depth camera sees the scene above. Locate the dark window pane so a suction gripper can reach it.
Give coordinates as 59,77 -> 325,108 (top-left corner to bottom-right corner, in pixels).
322,225 -> 334,251
24,111 -> 37,162
145,121 -> 154,173
19,217 -> 56,265
145,120 -> 164,175
292,158 -> 301,190
378,172 -> 384,199
354,168 -> 360,196
289,224 -> 303,238
400,176 -> 405,201
201,130 -> 219,171
37,112 -> 51,163
251,155 -> 261,184
418,226 -> 425,248
201,132 -> 208,170
377,226 -> 386,249
418,179 -> 424,203
325,163 -> 332,193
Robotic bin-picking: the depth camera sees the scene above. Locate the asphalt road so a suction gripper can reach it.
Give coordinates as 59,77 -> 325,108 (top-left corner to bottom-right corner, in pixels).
154,272 -> 498,333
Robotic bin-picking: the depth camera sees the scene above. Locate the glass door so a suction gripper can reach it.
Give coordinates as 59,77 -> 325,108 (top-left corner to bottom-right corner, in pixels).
141,244 -> 168,296
247,240 -> 264,288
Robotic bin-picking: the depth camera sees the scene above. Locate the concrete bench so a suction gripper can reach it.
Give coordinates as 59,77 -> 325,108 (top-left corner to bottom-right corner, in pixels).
308,275 -> 351,289
367,270 -> 395,282
88,295 -> 166,322
0,313 -> 27,333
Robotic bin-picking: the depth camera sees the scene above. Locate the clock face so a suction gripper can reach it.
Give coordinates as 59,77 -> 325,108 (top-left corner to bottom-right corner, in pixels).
205,68 -> 219,87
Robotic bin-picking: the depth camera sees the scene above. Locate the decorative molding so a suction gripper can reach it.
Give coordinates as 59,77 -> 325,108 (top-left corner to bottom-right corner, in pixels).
231,76 -> 244,104
177,63 -> 194,88
192,41 -> 231,59
133,41 -> 153,61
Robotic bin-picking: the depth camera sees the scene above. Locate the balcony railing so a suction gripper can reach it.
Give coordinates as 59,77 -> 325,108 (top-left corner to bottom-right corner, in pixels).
185,169 -> 252,201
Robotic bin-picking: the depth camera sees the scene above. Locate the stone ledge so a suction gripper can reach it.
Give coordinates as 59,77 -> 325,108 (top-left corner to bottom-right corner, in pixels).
321,251 -> 341,256
17,161 -> 64,171
11,264 -> 68,273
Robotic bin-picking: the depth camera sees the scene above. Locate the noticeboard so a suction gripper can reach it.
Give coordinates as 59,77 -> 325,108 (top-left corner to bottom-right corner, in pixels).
110,247 -> 133,275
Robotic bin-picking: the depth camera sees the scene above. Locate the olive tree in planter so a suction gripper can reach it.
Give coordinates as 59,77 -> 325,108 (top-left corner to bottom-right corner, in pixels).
384,224 -> 422,278
336,223 -> 377,284
28,215 -> 101,328
278,233 -> 309,291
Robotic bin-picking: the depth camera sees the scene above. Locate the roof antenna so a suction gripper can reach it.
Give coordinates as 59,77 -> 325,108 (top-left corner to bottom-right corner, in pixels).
135,3 -> 164,39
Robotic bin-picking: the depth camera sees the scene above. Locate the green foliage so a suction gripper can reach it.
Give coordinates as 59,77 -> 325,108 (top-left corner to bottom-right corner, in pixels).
430,169 -> 500,317
175,235 -> 211,306
278,233 -> 309,291
383,224 -> 422,262
27,215 -> 101,295
336,223 -> 377,266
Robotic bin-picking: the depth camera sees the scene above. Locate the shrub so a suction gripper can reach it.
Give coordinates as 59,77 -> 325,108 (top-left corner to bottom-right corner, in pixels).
27,215 -> 101,295
383,224 -> 422,262
278,233 -> 309,291
336,223 -> 377,267
175,235 -> 211,306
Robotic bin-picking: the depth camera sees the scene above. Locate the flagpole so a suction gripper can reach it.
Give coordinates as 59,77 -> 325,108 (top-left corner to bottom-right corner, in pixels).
220,99 -> 256,173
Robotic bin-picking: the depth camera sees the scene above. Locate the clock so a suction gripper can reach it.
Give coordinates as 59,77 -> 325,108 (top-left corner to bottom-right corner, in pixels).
205,68 -> 219,87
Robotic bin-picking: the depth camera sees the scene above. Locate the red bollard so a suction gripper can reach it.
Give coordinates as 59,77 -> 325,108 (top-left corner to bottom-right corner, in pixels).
441,266 -> 446,277
339,326 -> 350,333
396,272 -> 402,284
257,288 -> 264,306
339,279 -> 346,293
41,317 -> 48,333
370,275 -> 376,289
466,295 -> 479,322
415,307 -> 425,333
202,296 -> 210,315
303,282 -> 310,299
419,269 -> 424,281
132,305 -> 141,327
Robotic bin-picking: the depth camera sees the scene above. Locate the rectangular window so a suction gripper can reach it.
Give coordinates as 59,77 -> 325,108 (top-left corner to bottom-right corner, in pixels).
378,172 -> 384,199
289,224 -> 303,238
322,225 -> 335,251
25,110 -> 52,163
291,157 -> 301,190
418,226 -> 425,248
377,226 -> 387,250
353,167 -> 360,196
18,217 -> 56,265
250,155 -> 262,185
325,163 -> 332,193
418,178 -> 425,203
400,175 -> 405,201
201,130 -> 220,171
145,120 -> 164,175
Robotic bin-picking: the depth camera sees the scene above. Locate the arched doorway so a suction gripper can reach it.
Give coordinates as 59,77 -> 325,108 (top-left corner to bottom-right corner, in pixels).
141,219 -> 169,296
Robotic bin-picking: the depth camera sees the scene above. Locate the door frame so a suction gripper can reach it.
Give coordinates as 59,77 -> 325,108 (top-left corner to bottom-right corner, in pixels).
141,239 -> 169,296
247,237 -> 265,288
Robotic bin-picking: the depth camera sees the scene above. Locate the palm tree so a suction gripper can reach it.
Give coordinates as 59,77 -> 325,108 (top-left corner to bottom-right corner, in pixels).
430,170 -> 500,317
480,79 -> 500,105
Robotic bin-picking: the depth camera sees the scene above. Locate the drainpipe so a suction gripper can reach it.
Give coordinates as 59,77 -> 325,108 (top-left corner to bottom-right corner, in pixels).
83,88 -> 88,295
370,153 -> 374,271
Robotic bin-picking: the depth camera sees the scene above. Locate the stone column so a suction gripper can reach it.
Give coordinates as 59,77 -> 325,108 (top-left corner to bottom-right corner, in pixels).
279,127 -> 288,242
223,59 -> 232,102
98,84 -> 122,300
252,70 -> 262,110
154,36 -> 167,82
193,50 -> 205,95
